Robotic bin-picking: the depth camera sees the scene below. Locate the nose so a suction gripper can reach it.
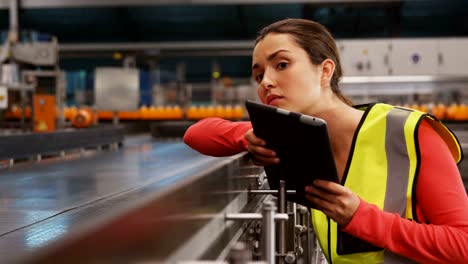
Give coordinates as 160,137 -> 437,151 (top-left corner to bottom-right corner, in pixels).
260,70 -> 275,90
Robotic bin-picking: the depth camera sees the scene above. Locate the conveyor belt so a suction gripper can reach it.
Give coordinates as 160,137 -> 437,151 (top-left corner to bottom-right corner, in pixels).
0,125 -> 124,160
6,128 -> 466,263
0,135 -> 234,263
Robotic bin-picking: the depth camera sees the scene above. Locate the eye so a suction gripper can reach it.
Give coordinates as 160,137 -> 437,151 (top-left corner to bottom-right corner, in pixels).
255,73 -> 264,83
277,62 -> 288,70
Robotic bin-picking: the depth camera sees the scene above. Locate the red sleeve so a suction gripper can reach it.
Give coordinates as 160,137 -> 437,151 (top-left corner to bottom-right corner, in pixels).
183,117 -> 252,157
342,119 -> 468,263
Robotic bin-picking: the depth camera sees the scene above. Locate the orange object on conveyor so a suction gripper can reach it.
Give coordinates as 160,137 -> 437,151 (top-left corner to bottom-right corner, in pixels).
446,103 -> 458,121
5,105 -> 20,119
140,106 -> 149,120
409,104 -> 420,111
186,106 -> 197,120
206,105 -> 215,117
118,111 -> 133,120
67,106 -> 78,120
419,104 -> 428,113
148,106 -> 157,120
233,105 -> 244,120
457,104 -> 468,121
173,105 -> 183,119
24,105 -> 31,119
156,106 -> 165,120
83,107 -> 98,124
198,105 -> 207,119
215,105 -> 225,118
155,106 -> 165,119
98,110 -> 114,120
431,104 -> 446,120
71,108 -> 94,128
224,105 -> 234,119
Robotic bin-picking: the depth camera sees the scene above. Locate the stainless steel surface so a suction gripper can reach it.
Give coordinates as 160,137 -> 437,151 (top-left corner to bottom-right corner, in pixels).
5,123 -> 461,263
225,213 -> 288,221
228,242 -> 252,264
226,213 -> 263,220
94,67 -> 139,111
1,63 -> 19,85
60,40 -> 254,52
166,190 -> 253,262
278,180 -> 286,264
249,190 -> 296,195
0,135 -> 234,263
9,0 -> 18,40
0,125 -> 124,160
262,201 -> 276,264
13,43 -> 58,66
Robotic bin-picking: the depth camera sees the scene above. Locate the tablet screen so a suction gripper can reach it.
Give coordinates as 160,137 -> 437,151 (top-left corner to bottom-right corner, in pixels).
245,100 -> 339,208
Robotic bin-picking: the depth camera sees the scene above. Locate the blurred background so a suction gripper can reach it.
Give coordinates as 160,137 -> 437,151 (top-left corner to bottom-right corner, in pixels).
1,0 -> 468,128
0,1 -> 467,263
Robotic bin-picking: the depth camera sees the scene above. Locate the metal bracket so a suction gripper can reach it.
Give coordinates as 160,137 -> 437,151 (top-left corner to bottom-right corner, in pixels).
226,200 -> 288,264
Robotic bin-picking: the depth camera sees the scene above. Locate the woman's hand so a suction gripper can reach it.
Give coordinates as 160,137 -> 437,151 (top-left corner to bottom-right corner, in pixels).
244,129 -> 280,166
305,180 -> 360,227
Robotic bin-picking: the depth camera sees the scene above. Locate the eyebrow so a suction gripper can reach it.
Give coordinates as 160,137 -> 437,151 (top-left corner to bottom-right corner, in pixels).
252,49 -> 290,70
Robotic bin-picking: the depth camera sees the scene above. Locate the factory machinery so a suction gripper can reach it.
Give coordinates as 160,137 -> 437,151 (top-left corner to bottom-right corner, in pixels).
0,136 -> 326,264
0,0 -> 127,168
2,132 -> 466,264
1,2 -> 468,264
1,31 -> 468,264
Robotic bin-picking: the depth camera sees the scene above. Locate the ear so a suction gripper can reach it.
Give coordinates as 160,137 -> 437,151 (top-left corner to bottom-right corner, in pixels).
320,59 -> 335,87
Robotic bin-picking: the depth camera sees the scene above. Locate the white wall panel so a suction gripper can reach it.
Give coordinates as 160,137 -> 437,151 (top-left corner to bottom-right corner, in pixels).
390,39 -> 438,76
94,68 -> 139,111
338,39 -> 391,76
439,38 -> 468,76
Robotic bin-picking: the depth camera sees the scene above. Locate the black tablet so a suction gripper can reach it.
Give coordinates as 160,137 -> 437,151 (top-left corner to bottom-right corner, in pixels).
245,100 -> 339,208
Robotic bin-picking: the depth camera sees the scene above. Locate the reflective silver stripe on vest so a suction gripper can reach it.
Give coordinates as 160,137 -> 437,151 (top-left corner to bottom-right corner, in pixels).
383,108 -> 418,264
384,109 -> 410,216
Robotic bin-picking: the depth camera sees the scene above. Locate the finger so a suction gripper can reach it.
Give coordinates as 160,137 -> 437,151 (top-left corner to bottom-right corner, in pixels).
248,144 -> 277,158
244,129 -> 266,146
251,155 -> 280,166
313,180 -> 346,195
307,194 -> 358,226
305,185 -> 336,204
250,154 -> 279,165
306,194 -> 336,215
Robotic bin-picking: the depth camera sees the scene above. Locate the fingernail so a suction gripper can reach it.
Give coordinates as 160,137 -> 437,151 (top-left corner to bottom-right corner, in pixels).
274,158 -> 280,163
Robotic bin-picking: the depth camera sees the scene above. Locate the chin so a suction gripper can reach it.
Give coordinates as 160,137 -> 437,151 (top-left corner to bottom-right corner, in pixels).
269,99 -> 285,108
268,102 -> 279,107
272,103 -> 286,109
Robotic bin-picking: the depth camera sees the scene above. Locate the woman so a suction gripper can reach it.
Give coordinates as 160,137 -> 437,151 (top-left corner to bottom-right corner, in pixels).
184,19 -> 468,263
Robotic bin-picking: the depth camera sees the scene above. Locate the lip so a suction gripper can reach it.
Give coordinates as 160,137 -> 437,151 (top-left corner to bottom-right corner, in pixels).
266,94 -> 283,105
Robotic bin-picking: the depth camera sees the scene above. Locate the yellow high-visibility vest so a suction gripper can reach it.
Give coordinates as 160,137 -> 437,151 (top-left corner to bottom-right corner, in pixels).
311,103 -> 462,264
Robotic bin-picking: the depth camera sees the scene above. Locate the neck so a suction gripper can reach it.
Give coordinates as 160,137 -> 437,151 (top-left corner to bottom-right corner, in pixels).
325,104 -> 363,154
306,96 -> 364,178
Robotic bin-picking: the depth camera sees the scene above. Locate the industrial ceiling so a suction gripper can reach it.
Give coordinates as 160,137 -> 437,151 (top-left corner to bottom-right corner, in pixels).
0,0 -> 466,79
0,0 -> 466,43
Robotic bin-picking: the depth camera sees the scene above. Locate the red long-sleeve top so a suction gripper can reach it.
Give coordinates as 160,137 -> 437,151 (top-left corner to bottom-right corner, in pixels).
184,117 -> 468,263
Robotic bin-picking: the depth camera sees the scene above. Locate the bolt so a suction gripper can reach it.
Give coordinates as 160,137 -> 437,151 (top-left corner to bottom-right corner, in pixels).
284,252 -> 296,263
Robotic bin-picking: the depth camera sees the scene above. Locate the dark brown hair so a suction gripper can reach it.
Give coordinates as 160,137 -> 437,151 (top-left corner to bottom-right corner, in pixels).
256,18 -> 352,105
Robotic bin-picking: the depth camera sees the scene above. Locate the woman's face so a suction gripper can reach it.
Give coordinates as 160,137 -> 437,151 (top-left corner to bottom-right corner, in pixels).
252,33 -> 324,114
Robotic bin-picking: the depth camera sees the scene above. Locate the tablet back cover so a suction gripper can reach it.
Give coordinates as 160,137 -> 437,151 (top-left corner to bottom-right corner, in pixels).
245,100 -> 339,208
